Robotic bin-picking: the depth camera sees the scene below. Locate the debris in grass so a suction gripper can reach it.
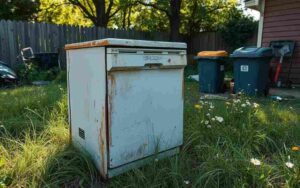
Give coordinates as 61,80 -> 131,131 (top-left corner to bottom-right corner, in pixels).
250,158 -> 261,166
32,81 -> 51,86
292,146 -> 299,151
285,162 -> 294,169
183,180 -> 190,185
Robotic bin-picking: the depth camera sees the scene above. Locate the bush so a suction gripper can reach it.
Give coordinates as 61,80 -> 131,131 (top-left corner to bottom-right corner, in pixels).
15,63 -> 60,83
219,7 -> 258,51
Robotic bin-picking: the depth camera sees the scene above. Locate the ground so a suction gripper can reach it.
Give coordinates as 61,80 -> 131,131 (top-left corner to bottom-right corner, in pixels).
0,81 -> 300,187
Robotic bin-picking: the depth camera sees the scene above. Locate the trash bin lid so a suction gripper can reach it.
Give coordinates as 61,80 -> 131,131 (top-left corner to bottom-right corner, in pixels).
230,47 -> 273,58
197,51 -> 228,57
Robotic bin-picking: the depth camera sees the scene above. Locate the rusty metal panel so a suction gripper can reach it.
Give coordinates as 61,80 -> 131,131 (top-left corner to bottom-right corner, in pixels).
108,148 -> 180,178
65,38 -> 187,50
67,47 -> 108,178
67,38 -> 187,178
107,68 -> 185,168
106,48 -> 186,71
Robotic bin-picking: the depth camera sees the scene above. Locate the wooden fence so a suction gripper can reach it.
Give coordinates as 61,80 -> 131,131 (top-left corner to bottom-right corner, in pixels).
0,20 -> 170,67
188,32 -> 258,54
0,20 -> 257,67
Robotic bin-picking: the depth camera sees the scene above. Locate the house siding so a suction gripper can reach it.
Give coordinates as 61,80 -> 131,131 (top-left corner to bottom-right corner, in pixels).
262,0 -> 300,84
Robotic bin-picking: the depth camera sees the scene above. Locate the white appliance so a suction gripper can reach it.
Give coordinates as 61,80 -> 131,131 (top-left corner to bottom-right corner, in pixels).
65,38 -> 187,179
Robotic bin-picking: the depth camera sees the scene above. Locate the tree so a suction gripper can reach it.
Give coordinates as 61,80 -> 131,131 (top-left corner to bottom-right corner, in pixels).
38,0 -> 92,26
65,0 -> 124,27
107,0 -> 137,29
0,0 -> 40,21
137,0 -> 182,41
181,0 -> 238,36
219,6 -> 258,50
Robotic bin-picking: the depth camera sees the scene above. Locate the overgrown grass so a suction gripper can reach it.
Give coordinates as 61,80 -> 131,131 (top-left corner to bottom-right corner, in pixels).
0,82 -> 300,187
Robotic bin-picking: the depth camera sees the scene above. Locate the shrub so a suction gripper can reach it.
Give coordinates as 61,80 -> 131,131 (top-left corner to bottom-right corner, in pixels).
219,7 -> 258,51
15,63 -> 60,83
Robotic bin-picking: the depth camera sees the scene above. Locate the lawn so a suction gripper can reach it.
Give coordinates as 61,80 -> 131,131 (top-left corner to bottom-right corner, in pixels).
0,81 -> 300,187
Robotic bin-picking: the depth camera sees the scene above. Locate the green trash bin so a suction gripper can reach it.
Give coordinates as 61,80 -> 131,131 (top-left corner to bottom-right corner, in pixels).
195,51 -> 228,93
231,47 -> 273,96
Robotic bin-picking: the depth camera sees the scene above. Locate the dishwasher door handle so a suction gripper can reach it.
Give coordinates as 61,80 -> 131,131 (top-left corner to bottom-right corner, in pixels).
144,63 -> 163,68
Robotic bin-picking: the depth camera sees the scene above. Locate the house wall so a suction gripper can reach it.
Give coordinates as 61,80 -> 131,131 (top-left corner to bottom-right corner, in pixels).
262,0 -> 300,84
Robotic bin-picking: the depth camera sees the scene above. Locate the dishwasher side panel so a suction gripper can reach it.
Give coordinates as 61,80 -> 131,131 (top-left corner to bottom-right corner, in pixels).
68,47 -> 108,177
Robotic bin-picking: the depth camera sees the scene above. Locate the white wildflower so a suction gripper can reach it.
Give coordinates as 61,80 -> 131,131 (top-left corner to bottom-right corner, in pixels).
215,116 -> 224,123
233,99 -> 241,103
250,158 -> 261,166
285,162 -> 294,169
183,180 -> 190,185
241,104 -> 246,107
204,121 -> 209,125
210,105 -> 215,109
211,117 -> 216,121
246,101 -> 251,106
206,113 -> 210,116
154,158 -> 159,162
207,125 -> 212,128
253,103 -> 259,108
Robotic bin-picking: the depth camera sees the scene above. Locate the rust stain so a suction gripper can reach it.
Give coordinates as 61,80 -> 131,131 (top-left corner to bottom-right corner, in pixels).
64,39 -> 138,50
107,73 -> 116,146
99,105 -> 107,176
65,40 -> 110,50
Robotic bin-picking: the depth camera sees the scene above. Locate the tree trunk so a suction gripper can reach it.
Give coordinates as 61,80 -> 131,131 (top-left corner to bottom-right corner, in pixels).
93,0 -> 109,27
122,7 -> 127,29
127,6 -> 132,28
169,0 -> 181,41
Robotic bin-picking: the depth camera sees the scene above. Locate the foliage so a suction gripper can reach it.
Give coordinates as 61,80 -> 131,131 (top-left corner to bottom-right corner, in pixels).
219,7 -> 258,50
0,82 -> 300,187
15,63 -> 59,83
181,0 -> 238,35
36,0 -> 256,39
0,0 -> 40,21
109,0 -> 137,29
0,84 -> 99,187
65,0 -> 125,27
38,0 -> 92,26
112,1 -> 169,32
53,71 -> 67,83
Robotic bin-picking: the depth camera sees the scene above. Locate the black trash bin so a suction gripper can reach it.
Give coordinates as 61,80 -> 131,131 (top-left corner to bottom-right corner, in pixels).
195,51 -> 228,93
230,47 -> 273,96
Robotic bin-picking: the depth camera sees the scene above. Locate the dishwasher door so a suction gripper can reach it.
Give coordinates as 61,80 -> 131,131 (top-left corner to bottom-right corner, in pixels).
106,48 -> 186,168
